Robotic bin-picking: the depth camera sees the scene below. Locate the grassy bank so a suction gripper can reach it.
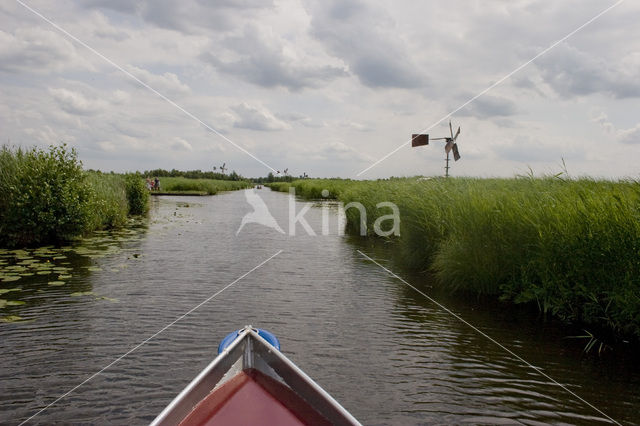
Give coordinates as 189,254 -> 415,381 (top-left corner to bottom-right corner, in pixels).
154,177 -> 252,195
0,145 -> 149,247
268,177 -> 640,343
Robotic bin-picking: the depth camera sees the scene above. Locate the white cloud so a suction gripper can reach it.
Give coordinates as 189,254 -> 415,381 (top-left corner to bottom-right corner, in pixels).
48,88 -> 107,116
125,65 -> 191,96
230,103 -> 291,131
171,137 -> 193,151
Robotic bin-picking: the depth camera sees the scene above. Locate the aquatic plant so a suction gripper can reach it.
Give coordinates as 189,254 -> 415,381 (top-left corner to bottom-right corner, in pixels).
273,177 -> 640,342
158,177 -> 252,194
0,144 -> 93,247
125,173 -> 150,215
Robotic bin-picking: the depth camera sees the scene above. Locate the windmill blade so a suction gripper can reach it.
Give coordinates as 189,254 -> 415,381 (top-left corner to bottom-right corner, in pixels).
445,139 -> 453,154
449,121 -> 453,139
452,143 -> 461,161
222,162 -> 226,168
454,127 -> 460,141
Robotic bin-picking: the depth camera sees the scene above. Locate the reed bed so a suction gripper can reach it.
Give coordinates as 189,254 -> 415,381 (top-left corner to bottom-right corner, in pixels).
158,177 -> 252,195
269,177 -> 640,342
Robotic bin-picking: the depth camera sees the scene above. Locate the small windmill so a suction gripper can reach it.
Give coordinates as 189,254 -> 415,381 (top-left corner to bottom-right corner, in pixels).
283,168 -> 289,176
412,120 -> 461,177
219,162 -> 227,174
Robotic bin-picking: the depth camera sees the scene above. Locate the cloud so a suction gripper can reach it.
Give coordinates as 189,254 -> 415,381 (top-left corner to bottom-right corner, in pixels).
201,26 -> 347,91
231,103 -> 291,131
535,44 -> 640,99
0,28 -> 82,73
317,140 -> 374,162
592,111 -> 640,145
126,65 -> 191,96
171,137 -> 193,151
49,88 -> 107,116
309,0 -> 427,89
456,94 -> 518,119
276,112 -> 326,128
80,0 -> 273,33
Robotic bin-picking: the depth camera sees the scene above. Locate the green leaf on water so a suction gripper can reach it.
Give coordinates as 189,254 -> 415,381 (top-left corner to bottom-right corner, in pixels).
47,281 -> 66,286
0,288 -> 21,295
6,301 -> 25,306
87,266 -> 102,272
37,271 -> 52,275
1,315 -> 24,323
1,276 -> 21,282
0,299 -> 6,308
53,256 -> 67,260
58,274 -> 73,280
70,291 -> 94,297
19,273 -> 35,277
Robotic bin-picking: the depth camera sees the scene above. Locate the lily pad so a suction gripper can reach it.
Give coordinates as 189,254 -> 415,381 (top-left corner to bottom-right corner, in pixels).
1,315 -> 24,323
70,291 -> 94,297
53,256 -> 67,260
6,300 -> 25,306
47,281 -> 66,286
58,274 -> 73,280
37,271 -> 52,275
1,276 -> 21,282
19,273 -> 35,277
0,288 -> 21,295
87,266 -> 102,272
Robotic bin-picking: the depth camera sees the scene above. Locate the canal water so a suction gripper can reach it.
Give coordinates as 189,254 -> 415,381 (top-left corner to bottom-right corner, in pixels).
1,189 -> 638,425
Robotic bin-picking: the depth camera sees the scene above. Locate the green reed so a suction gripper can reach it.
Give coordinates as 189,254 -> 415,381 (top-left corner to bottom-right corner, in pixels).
273,177 -> 640,342
158,177 -> 252,194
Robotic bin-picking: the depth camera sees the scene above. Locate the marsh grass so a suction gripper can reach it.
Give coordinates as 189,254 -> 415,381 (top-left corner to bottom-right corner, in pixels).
158,177 -> 251,195
272,177 -> 640,341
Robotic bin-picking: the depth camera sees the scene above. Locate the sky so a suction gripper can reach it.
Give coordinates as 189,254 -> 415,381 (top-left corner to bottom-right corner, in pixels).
1,0 -> 639,179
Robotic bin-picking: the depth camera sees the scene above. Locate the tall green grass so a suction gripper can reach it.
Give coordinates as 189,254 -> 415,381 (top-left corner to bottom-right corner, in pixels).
158,177 -> 252,194
273,177 -> 640,341
1,145 -> 149,247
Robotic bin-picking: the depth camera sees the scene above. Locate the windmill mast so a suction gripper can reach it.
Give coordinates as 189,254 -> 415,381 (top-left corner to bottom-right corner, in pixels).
445,150 -> 450,178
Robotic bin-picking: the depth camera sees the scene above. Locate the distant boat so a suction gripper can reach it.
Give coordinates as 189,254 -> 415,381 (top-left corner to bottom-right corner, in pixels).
151,326 -> 360,425
256,185 -> 263,189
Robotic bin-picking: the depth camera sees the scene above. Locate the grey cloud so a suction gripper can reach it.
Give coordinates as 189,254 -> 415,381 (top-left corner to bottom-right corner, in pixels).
0,28 -> 79,73
309,0 -> 427,89
231,103 -> 290,131
536,44 -> 640,99
80,0 -> 273,33
201,27 -> 347,91
457,94 -> 518,119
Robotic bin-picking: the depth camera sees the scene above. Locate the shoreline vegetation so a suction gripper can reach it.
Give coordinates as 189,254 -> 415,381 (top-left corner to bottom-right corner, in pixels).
0,145 -> 250,248
267,177 -> 640,347
152,177 -> 251,195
